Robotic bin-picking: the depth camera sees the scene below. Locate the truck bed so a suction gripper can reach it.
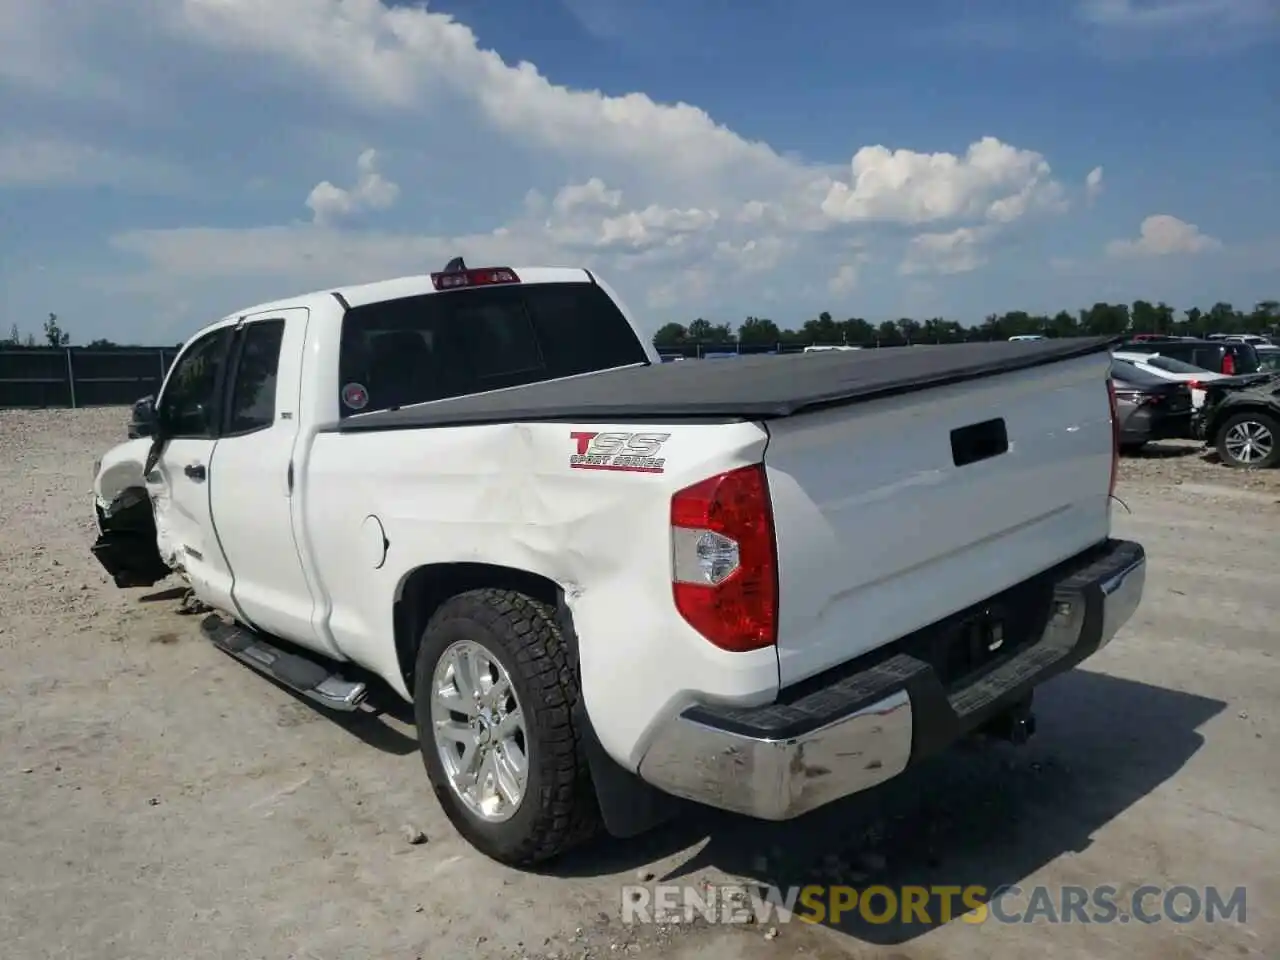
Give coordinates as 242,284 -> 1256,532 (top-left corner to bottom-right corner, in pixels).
334,337 -> 1117,430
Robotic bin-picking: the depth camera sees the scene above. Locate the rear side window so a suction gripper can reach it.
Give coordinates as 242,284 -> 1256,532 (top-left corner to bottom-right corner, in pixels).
1231,344 -> 1260,373
1188,347 -> 1223,371
1144,354 -> 1207,374
226,319 -> 286,434
337,281 -> 647,416
1111,359 -> 1169,386
1149,343 -> 1190,362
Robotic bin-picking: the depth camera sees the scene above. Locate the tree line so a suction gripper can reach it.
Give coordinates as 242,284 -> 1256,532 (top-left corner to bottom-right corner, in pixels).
653,299 -> 1280,348
1,315 -> 157,349
2,314 -> 73,348
6,298 -> 1278,351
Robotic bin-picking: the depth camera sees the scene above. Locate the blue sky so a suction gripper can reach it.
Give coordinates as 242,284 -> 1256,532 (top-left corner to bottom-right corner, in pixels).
1,0 -> 1276,344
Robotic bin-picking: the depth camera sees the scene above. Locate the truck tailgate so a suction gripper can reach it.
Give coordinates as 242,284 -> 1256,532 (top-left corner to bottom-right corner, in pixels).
763,351 -> 1114,687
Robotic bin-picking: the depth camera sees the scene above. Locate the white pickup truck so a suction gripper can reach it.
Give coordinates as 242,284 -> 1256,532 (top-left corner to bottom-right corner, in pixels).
91,261 -> 1146,866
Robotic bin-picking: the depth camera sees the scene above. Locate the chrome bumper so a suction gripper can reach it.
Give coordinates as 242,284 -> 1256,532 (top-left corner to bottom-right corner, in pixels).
636,539 -> 1146,821
637,690 -> 913,821
1096,548 -> 1146,651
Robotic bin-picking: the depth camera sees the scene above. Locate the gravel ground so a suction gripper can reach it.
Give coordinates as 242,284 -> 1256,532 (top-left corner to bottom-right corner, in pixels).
1,409 -> 1276,960
1118,438 -> 1280,496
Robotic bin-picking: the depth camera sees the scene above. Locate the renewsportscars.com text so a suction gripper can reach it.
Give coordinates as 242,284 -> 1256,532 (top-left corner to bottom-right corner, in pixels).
621,883 -> 1248,927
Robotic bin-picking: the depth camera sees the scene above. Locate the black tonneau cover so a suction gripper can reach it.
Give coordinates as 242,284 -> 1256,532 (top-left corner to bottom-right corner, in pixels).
336,336 -> 1116,432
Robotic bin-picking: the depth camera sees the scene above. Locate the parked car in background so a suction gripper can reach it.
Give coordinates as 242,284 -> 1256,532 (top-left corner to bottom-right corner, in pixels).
1007,335 -> 1044,342
1112,350 -> 1228,409
1111,358 -> 1193,451
1207,333 -> 1274,347
1119,337 -> 1260,377
1195,374 -> 1280,468
803,344 -> 861,352
127,396 -> 157,439
1254,345 -> 1280,372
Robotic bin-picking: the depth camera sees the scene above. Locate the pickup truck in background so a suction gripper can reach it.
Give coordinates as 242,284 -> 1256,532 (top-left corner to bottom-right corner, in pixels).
90,261 -> 1146,866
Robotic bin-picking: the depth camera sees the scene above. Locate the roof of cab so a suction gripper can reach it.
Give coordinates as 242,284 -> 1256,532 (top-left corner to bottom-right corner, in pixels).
335,267 -> 593,309
215,266 -> 595,325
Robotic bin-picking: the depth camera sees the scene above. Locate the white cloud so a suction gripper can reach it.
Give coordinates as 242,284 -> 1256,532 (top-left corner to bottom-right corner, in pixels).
1,0 -> 1125,337
1078,0 -> 1275,30
153,1 -> 1082,229
821,137 -> 1067,226
1085,166 -> 1104,204
1105,214 -> 1223,258
162,0 -> 800,203
900,225 -> 997,276
537,179 -> 720,253
1076,0 -> 1279,51
305,148 -> 399,225
828,263 -> 861,296
0,2 -> 128,101
0,137 -> 187,190
714,237 -> 794,275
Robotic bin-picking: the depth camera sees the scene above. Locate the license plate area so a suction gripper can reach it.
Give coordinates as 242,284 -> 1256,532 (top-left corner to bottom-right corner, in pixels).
909,580 -> 1055,691
942,607 -> 1025,688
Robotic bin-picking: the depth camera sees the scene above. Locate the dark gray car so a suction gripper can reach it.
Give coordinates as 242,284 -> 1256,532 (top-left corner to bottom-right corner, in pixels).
1119,337 -> 1260,376
1111,358 -> 1193,451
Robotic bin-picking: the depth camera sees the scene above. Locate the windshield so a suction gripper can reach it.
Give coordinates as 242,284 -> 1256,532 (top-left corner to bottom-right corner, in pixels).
1111,358 -> 1170,386
337,281 -> 648,416
1144,354 -> 1210,375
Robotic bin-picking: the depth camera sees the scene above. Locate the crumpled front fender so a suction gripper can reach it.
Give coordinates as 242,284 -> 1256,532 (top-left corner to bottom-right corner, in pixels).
94,438 -> 154,511
91,438 -> 175,587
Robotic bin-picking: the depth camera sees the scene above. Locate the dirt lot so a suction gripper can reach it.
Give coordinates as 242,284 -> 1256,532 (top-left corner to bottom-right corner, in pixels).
1,408 -> 1277,960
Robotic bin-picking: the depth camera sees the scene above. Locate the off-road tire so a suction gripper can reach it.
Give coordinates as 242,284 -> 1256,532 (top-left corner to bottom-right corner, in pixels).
1214,410 -> 1280,469
413,588 -> 601,866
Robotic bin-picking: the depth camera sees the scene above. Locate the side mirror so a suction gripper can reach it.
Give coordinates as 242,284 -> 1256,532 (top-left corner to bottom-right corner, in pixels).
128,396 -> 158,439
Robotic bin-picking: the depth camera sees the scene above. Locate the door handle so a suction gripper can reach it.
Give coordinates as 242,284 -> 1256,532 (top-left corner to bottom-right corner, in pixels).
184,463 -> 207,482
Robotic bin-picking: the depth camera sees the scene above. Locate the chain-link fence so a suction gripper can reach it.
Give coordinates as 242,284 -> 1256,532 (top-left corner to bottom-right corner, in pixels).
0,347 -> 179,408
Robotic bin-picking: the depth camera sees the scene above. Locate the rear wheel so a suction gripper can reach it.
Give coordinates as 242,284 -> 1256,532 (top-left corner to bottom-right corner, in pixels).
413,588 -> 600,866
1215,411 -> 1280,469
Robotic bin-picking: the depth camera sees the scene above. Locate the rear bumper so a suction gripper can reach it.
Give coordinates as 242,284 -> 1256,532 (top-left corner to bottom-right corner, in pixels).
635,538 -> 1146,820
1121,408 -> 1192,444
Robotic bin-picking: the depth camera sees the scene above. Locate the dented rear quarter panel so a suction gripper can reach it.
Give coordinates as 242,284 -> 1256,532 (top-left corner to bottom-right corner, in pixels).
304,418 -> 779,768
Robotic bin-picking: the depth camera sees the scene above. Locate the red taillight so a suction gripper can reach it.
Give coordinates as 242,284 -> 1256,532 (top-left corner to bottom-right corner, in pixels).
430,267 -> 520,291
1222,353 -> 1235,375
1107,379 -> 1119,498
670,464 -> 778,653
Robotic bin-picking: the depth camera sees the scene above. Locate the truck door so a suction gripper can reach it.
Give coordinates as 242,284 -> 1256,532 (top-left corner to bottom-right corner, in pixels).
208,308 -> 323,651
146,323 -> 239,612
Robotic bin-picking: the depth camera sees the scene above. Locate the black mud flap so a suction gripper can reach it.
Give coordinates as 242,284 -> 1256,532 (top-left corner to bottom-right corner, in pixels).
553,590 -> 683,838
91,531 -> 170,587
91,492 -> 170,588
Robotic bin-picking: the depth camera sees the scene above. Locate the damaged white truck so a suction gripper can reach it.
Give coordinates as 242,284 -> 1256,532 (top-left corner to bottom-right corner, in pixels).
91,261 -> 1146,866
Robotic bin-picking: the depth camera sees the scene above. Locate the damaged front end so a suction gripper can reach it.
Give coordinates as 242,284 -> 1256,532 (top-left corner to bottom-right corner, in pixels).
91,435 -> 178,589
92,485 -> 172,588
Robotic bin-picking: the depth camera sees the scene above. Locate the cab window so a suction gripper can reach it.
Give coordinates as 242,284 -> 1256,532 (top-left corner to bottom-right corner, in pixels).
158,327 -> 234,438
225,320 -> 286,435
336,281 -> 648,417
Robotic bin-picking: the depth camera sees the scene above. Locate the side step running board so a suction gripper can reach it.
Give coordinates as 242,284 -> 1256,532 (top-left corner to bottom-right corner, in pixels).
201,615 -> 368,712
